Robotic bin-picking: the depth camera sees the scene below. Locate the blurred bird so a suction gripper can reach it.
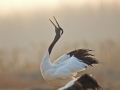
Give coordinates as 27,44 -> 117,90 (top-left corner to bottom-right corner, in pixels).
40,16 -> 99,89
58,74 -> 102,90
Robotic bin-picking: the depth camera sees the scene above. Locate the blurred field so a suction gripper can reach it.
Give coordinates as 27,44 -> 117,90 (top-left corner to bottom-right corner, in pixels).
0,40 -> 120,90
0,0 -> 120,90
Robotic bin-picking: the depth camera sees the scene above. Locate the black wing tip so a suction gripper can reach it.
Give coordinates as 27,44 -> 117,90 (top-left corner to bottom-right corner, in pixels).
68,49 -> 94,55
67,48 -> 100,65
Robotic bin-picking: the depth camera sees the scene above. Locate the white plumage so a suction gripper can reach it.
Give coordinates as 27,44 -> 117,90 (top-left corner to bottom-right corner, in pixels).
40,17 -> 99,89
58,77 -> 79,90
53,56 -> 87,79
41,52 -> 83,88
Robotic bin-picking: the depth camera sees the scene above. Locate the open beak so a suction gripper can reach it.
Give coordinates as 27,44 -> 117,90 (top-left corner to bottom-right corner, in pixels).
49,16 -> 60,28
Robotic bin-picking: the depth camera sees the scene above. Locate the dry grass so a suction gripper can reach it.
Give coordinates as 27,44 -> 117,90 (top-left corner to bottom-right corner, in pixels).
0,39 -> 120,90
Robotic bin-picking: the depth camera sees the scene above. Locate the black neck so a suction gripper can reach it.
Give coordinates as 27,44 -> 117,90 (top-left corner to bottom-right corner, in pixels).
48,34 -> 60,55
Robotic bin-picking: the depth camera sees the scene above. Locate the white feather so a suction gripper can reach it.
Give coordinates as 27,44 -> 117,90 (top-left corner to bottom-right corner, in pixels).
53,56 -> 88,79
41,52 -> 88,88
58,77 -> 79,90
53,54 -> 70,65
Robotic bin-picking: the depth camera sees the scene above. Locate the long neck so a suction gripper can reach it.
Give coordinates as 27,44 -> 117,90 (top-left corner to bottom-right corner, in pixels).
41,34 -> 60,72
48,34 -> 60,55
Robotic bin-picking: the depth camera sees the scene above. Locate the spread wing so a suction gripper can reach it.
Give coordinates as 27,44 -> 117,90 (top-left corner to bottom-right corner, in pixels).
53,49 -> 99,79
53,56 -> 88,79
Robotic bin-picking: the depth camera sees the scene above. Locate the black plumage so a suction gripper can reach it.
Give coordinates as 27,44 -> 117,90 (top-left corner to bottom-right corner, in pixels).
65,74 -> 102,90
67,49 -> 99,66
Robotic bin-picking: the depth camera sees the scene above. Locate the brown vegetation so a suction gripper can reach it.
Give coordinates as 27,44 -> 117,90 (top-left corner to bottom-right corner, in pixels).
0,39 -> 120,90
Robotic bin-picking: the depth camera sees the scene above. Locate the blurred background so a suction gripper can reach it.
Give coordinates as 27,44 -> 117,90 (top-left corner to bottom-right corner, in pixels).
0,0 -> 120,90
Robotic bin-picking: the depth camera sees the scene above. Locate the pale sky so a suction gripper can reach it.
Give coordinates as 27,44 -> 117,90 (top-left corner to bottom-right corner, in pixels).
0,0 -> 120,48
0,0 -> 119,17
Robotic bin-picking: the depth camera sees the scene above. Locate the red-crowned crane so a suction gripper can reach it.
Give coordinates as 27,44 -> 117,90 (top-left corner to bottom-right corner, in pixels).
58,74 -> 102,90
40,17 -> 99,89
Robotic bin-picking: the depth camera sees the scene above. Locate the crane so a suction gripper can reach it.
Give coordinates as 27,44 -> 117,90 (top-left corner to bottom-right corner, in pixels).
58,74 -> 101,90
40,16 -> 99,89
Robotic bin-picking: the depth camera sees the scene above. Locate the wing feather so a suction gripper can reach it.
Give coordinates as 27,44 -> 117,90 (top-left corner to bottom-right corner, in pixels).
53,56 -> 88,79
53,54 -> 70,65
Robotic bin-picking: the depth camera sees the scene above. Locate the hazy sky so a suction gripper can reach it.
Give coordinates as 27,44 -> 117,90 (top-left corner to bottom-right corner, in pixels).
0,0 -> 119,16
0,0 -> 120,48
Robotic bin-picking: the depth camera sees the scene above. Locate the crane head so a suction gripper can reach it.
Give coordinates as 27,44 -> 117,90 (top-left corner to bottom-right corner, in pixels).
49,16 -> 63,37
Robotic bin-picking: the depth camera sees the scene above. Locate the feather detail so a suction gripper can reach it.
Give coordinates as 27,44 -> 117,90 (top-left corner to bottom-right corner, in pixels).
53,56 -> 88,79
53,54 -> 70,65
67,49 -> 99,66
